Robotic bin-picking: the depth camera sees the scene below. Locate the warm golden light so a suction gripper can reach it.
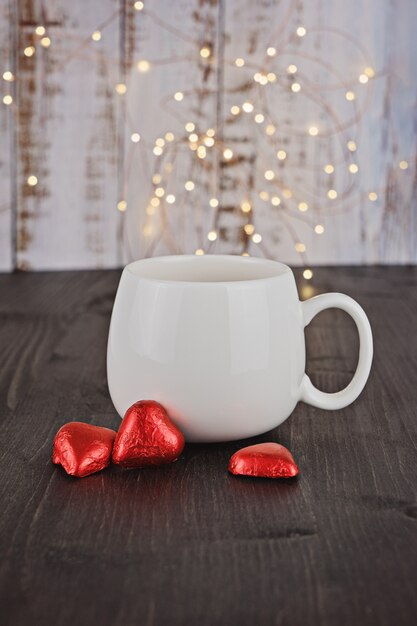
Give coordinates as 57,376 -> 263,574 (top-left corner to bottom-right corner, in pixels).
152,174 -> 161,184
197,145 -> 207,159
153,146 -> 163,156
230,105 -> 240,115
2,71 -> 14,81
298,202 -> 308,212
207,230 -> 217,241
267,72 -> 277,82
349,163 -> 359,173
266,47 -> 276,57
185,122 -> 195,132
204,136 -> 215,147
36,25 -> 46,36
195,248 -> 205,255
200,47 -> 211,58
368,192 -> 378,201
242,102 -> 254,113
134,1 -> 144,10
130,133 -> 140,143
252,233 -> 262,243
327,189 -> 338,199
364,66 -> 375,78
117,200 -> 127,212
358,74 -> 368,84
150,197 -> 160,208
295,242 -> 306,252
271,195 -> 281,206
206,128 -> 215,137
235,58 -> 245,67
254,113 -> 264,124
223,148 -> 233,160
155,137 -> 165,147
3,95 -> 13,105
115,83 -> 127,95
155,187 -> 165,197
345,90 -> 355,101
40,37 -> 51,48
91,31 -> 101,42
347,140 -> 357,152
264,170 -> 275,181
137,59 -> 151,72
303,269 -> 313,280
283,189 -> 292,198
296,26 -> 307,37
277,150 -> 287,160
324,164 -> 334,174
146,205 -> 156,215
259,191 -> 269,201
309,126 -> 319,136
244,224 -> 255,235
185,180 -> 195,191
287,64 -> 297,74
241,252 -> 250,256
399,160 -> 408,170
174,91 -> 184,101
27,175 -> 38,186
240,201 -> 252,213
165,132 -> 175,142
24,46 -> 35,57
315,224 -> 325,234
265,124 -> 276,136
209,198 -> 219,208
166,194 -> 175,204
188,133 -> 198,142
143,224 -> 153,236
291,82 -> 301,93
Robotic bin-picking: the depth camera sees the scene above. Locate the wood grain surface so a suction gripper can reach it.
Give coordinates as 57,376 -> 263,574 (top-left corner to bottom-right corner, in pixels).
0,266 -> 416,625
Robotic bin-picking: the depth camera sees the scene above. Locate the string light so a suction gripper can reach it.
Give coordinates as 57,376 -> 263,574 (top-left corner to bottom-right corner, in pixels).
204,136 -> 215,147
254,113 -> 264,123
195,248 -> 205,255
283,189 -> 292,198
207,230 -> 217,241
267,72 -> 277,82
174,91 -> 184,101
134,1 -> 144,10
271,195 -> 281,206
364,66 -> 375,78
153,146 -> 163,156
155,187 -> 165,197
24,46 -> 35,57
117,200 -> 127,212
2,71 -> 14,81
296,26 -> 307,37
35,25 -> 46,36
287,64 -> 297,74
324,164 -> 334,174
206,128 -> 215,137
115,83 -> 127,94
185,122 -> 195,132
399,160 -> 408,170
235,58 -> 245,67
189,142 -> 198,151
242,102 -> 254,113
166,194 -> 176,204
209,198 -> 219,208
197,145 -> 207,158
200,47 -> 211,58
244,224 -> 255,235
150,197 -> 160,207
298,202 -> 308,212
252,233 -> 262,243
91,31 -> 101,42
328,189 -> 338,199
155,137 -> 165,147
3,95 -> 12,105
152,174 -> 161,184
345,90 -> 355,101
291,82 -> 301,93
368,192 -> 378,201
315,224 -> 325,234
259,191 -> 269,201
277,150 -> 287,160
309,126 -> 319,136
264,170 -> 275,180
131,133 -> 140,142
347,140 -> 357,151
303,269 -> 313,280
185,180 -> 195,191
295,242 -> 306,252
143,224 -> 153,236
165,131 -> 175,141
358,74 -> 368,84
265,124 -> 276,136
146,205 -> 156,215
188,133 -> 197,144
349,163 -> 359,173
231,105 -> 240,115
242,252 -> 250,257
266,47 -> 276,56
40,37 -> 51,48
27,175 -> 38,186
223,148 -> 233,160
240,201 -> 252,213
137,60 -> 151,72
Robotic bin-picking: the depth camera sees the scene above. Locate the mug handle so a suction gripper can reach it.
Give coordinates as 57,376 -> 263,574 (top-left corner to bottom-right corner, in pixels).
300,293 -> 373,410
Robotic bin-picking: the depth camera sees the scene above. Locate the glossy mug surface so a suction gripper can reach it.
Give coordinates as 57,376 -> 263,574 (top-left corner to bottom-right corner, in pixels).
107,255 -> 373,442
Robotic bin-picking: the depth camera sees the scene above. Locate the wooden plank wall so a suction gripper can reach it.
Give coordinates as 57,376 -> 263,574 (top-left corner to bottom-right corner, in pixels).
0,0 -> 416,271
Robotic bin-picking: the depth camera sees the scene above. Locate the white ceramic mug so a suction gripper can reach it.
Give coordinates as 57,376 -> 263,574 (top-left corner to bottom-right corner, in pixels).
107,255 -> 373,442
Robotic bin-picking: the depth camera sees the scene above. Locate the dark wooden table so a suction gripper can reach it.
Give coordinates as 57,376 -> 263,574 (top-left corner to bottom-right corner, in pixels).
0,266 -> 416,626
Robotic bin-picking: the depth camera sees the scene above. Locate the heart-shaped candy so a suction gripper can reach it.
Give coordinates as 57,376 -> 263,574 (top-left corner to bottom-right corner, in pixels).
228,442 -> 298,478
112,400 -> 185,468
52,422 -> 117,478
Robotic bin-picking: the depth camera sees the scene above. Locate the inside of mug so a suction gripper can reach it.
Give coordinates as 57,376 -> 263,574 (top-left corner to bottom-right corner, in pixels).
126,255 -> 288,283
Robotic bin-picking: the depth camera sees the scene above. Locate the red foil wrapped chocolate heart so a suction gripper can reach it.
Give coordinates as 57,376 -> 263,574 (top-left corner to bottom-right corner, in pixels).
112,400 -> 185,468
228,442 -> 299,478
52,422 -> 116,478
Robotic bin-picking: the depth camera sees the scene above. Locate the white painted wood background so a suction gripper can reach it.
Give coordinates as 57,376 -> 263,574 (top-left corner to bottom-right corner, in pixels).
0,0 -> 416,271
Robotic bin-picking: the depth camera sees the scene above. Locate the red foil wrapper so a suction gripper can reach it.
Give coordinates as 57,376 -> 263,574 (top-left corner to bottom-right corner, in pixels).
228,442 -> 299,478
112,400 -> 185,469
52,422 -> 116,478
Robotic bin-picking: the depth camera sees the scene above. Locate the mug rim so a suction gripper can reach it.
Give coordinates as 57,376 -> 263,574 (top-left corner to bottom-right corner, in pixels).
124,254 -> 292,286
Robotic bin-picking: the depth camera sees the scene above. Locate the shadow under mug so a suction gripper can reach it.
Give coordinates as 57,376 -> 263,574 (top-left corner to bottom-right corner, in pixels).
107,255 -> 373,442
